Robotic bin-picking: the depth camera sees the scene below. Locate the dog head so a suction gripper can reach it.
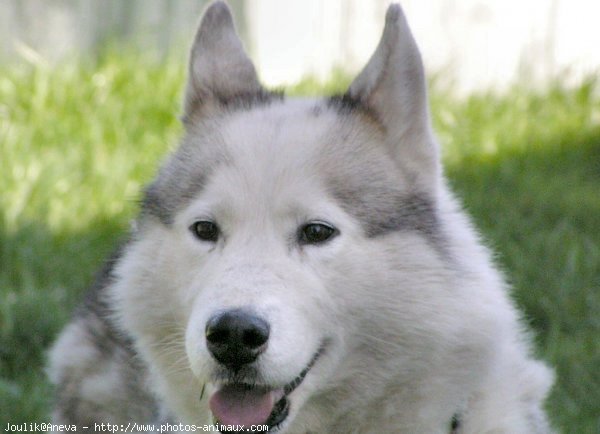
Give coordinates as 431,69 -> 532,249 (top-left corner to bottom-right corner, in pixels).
112,2 -> 474,432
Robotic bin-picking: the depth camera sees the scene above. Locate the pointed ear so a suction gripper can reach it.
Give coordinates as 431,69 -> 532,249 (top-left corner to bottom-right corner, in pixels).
349,4 -> 439,182
183,1 -> 265,119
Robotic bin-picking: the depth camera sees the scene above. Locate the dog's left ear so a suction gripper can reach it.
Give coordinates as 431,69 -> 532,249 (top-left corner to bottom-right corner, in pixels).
183,1 -> 265,120
349,4 -> 439,186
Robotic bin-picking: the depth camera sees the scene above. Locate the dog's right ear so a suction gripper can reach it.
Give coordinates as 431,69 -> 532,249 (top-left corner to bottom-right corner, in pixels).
183,1 -> 264,120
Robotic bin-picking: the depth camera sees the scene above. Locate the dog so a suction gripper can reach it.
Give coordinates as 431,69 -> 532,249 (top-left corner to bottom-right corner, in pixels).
48,2 -> 554,433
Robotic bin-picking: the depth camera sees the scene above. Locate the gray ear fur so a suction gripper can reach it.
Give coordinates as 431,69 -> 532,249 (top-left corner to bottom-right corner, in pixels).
184,1 -> 265,119
349,4 -> 439,185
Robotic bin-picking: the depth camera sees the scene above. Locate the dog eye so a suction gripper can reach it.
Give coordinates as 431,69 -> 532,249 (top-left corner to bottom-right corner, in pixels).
190,220 -> 219,242
299,222 -> 337,245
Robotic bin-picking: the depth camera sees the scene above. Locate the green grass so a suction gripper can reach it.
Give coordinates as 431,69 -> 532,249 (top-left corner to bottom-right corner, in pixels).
1,53 -> 598,433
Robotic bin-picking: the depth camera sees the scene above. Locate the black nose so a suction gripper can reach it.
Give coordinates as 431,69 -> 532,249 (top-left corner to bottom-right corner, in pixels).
205,309 -> 270,369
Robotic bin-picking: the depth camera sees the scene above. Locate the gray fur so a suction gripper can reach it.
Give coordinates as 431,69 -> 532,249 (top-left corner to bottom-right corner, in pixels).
348,3 -> 439,195
49,249 -> 158,429
323,96 -> 440,242
144,0 -> 285,225
51,317 -> 157,429
141,149 -> 210,226
326,93 -> 382,128
140,123 -> 231,225
325,153 -> 441,241
183,0 -> 282,123
331,184 -> 439,240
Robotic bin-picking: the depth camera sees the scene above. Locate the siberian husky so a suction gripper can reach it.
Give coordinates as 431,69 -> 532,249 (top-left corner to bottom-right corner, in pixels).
48,2 -> 554,433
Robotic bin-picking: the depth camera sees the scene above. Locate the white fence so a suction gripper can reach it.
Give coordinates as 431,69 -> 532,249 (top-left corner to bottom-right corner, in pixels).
1,0 -> 598,92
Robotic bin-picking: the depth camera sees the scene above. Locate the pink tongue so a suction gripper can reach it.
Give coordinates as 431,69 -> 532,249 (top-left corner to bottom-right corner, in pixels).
209,385 -> 276,427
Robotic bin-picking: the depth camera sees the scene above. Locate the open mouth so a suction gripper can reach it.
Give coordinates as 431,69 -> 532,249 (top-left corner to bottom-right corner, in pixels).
209,344 -> 325,432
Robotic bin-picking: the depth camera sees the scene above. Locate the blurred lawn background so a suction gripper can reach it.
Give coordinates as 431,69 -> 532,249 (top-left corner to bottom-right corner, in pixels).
0,53 -> 598,433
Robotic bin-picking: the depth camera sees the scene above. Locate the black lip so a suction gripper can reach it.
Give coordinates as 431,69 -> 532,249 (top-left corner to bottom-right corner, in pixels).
266,344 -> 324,432
215,343 -> 326,433
264,395 -> 289,430
283,344 -> 324,395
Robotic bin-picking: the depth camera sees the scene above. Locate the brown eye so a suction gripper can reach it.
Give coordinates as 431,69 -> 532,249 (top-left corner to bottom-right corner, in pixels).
190,221 -> 219,242
299,222 -> 337,245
